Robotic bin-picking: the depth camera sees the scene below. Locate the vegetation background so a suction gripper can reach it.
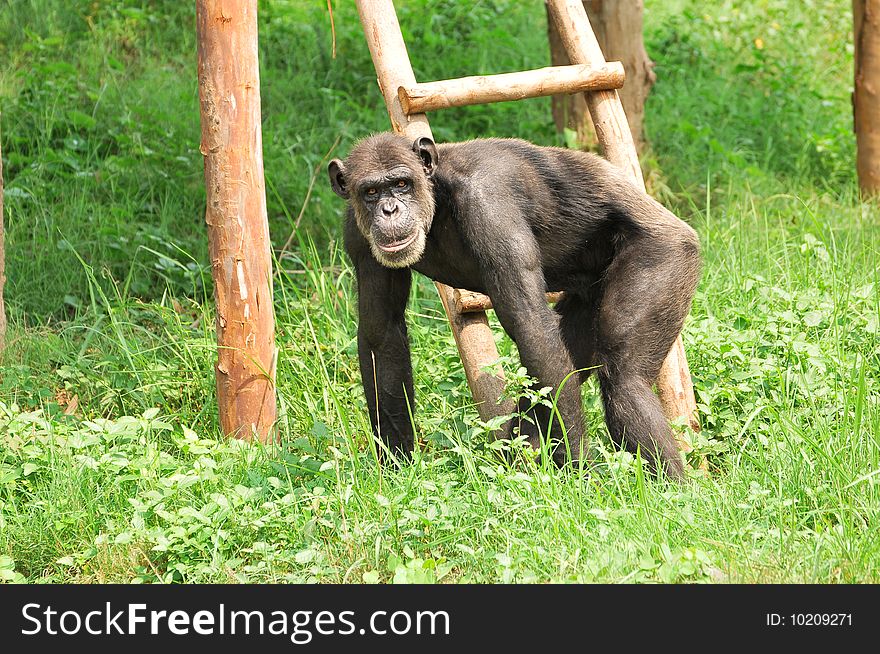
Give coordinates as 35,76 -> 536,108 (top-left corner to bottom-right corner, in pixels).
0,0 -> 877,583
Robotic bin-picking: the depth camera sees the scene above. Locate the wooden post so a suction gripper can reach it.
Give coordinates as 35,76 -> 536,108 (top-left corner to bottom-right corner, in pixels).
0,119 -> 6,352
548,1 -> 656,151
854,0 -> 880,195
196,0 -> 277,442
355,0 -> 513,423
547,0 -> 699,434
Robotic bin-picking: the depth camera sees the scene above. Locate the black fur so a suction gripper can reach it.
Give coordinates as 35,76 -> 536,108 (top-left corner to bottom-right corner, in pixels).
329,133 -> 701,479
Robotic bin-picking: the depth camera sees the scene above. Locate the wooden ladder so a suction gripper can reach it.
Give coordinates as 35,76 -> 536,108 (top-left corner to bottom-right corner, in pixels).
354,0 -> 699,447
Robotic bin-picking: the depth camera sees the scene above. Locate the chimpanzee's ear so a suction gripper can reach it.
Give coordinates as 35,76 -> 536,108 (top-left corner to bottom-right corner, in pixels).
412,137 -> 438,177
328,159 -> 348,198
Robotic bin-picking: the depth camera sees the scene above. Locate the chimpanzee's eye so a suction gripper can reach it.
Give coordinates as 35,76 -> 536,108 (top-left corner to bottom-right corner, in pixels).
366,188 -> 377,197
396,179 -> 408,188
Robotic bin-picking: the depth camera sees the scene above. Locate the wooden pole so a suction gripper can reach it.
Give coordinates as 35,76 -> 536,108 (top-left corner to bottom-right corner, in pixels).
547,0 -> 699,434
196,0 -> 277,442
854,0 -> 880,195
355,0 -> 513,423
0,118 -> 6,352
398,62 -> 625,115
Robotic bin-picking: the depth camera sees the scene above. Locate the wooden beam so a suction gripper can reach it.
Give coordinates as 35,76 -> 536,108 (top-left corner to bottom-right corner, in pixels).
196,0 -> 277,442
547,0 -> 700,435
355,0 -> 513,423
455,289 -> 564,314
398,62 -> 624,115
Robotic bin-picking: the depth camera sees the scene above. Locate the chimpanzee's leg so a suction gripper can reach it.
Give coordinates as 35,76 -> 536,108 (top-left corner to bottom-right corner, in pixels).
555,291 -> 600,381
593,231 -> 700,480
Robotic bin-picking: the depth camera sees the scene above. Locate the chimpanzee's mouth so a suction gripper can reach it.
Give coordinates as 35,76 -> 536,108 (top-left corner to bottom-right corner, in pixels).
377,232 -> 418,253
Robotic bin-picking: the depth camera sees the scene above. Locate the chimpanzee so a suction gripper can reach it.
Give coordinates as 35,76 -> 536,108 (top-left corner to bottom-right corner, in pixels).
328,132 -> 700,479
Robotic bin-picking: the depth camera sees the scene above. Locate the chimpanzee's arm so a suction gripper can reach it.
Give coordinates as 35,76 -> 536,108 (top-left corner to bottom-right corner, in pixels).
347,228 -> 415,458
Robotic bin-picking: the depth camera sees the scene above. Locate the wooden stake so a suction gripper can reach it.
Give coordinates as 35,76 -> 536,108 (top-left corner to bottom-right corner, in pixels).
398,62 -> 624,115
547,0 -> 699,434
196,0 -> 277,442
854,0 -> 880,195
0,120 -> 6,352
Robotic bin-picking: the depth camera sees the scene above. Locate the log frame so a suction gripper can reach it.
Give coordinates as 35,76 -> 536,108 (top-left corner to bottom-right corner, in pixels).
454,289 -> 564,315
548,1 -> 656,150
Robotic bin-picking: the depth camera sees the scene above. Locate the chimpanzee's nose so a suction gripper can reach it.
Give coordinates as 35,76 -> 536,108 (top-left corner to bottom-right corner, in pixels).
381,200 -> 398,216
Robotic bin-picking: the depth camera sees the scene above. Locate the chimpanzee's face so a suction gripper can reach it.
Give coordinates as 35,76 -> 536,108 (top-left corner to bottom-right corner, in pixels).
329,133 -> 437,268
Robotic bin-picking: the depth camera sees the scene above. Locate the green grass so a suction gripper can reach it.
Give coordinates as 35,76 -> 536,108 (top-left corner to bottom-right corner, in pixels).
1,0 -> 878,583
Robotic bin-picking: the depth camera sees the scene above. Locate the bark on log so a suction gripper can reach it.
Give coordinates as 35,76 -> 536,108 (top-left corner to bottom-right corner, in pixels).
547,0 -> 698,434
455,288 -> 564,314
197,0 -> 277,442
854,0 -> 880,195
398,62 -> 624,115
548,1 -> 655,150
0,123 -> 6,352
355,0 -> 513,423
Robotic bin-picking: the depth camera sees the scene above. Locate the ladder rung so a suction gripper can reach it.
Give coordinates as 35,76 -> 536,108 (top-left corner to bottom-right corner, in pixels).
398,62 -> 624,115
454,288 -> 565,314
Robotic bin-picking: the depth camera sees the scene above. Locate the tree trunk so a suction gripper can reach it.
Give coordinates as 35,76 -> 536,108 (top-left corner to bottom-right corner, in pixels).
854,0 -> 880,195
196,0 -> 277,442
0,121 -> 6,352
548,0 -> 655,150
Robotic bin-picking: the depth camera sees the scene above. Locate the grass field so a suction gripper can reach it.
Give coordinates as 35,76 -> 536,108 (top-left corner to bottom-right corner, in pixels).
0,0 -> 878,583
